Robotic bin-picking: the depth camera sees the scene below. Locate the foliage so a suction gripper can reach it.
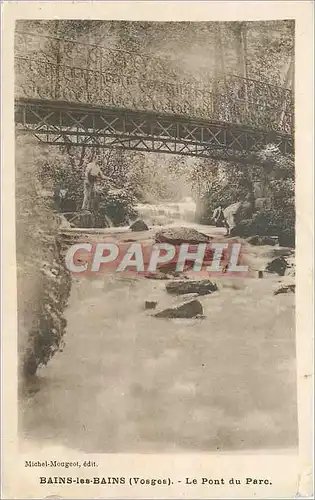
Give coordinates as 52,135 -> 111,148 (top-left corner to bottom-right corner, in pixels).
38,146 -> 139,224
39,145 -> 195,226
16,19 -> 294,128
16,21 -> 294,234
193,160 -> 254,224
234,205 -> 295,242
98,188 -> 138,226
195,145 -> 295,245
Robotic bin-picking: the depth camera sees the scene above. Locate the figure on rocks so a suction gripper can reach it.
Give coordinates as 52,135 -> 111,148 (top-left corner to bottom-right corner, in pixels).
54,185 -> 69,213
213,193 -> 255,236
82,156 -> 106,211
212,205 -> 226,227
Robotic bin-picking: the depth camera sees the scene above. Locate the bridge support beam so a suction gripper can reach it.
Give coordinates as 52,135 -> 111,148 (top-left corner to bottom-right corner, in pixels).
15,98 -> 294,161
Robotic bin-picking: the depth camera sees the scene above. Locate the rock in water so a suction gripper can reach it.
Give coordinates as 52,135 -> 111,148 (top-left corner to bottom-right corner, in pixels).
166,279 -> 218,296
247,235 -> 278,246
144,272 -> 171,280
145,300 -> 158,310
158,262 -> 182,276
274,283 -> 295,295
266,256 -> 289,276
155,227 -> 210,245
154,299 -> 203,319
129,219 -> 149,231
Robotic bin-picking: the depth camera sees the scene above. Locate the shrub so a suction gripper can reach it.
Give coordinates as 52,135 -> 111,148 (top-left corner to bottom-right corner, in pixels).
195,145 -> 295,246
98,188 -> 139,226
39,147 -> 141,226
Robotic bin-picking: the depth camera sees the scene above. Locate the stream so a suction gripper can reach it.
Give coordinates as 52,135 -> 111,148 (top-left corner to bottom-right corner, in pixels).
20,199 -> 298,454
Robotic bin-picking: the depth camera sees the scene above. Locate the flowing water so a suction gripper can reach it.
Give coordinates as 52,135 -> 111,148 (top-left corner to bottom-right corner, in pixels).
20,199 -> 298,454
135,197 -> 197,226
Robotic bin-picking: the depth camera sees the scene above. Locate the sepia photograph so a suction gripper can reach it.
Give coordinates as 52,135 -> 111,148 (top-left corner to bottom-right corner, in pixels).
14,18 -> 298,456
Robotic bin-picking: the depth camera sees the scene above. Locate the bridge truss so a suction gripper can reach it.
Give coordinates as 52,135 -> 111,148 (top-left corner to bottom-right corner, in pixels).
15,98 -> 293,160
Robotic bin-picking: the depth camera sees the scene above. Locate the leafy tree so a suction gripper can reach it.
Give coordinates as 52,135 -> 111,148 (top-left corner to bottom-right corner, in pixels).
195,144 -> 295,246
16,20 -> 294,125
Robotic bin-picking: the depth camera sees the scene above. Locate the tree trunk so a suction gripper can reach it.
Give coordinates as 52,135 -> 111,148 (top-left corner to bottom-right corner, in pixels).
218,25 -> 227,91
240,23 -> 249,114
54,21 -> 62,100
212,26 -> 221,117
79,146 -> 87,167
236,23 -> 249,116
279,55 -> 294,130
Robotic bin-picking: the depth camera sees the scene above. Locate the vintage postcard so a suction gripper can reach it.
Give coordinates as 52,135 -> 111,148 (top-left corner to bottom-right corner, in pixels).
1,1 -> 313,498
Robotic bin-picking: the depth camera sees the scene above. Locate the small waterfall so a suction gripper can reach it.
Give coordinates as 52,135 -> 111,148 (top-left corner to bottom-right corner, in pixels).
136,197 -> 196,225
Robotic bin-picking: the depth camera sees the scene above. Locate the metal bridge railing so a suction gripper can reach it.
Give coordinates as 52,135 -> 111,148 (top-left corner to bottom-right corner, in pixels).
14,31 -> 293,134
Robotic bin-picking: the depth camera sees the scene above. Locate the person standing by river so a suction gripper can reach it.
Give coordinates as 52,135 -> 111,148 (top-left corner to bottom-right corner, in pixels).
212,205 -> 226,227
82,156 -> 106,211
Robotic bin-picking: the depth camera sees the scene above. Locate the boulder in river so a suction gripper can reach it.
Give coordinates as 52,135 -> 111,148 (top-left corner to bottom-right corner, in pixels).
266,256 -> 289,276
155,226 -> 210,245
154,299 -> 203,319
158,262 -> 192,276
144,271 -> 172,280
129,219 -> 149,231
166,279 -> 218,296
145,300 -> 158,310
274,283 -> 295,295
247,235 -> 278,246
